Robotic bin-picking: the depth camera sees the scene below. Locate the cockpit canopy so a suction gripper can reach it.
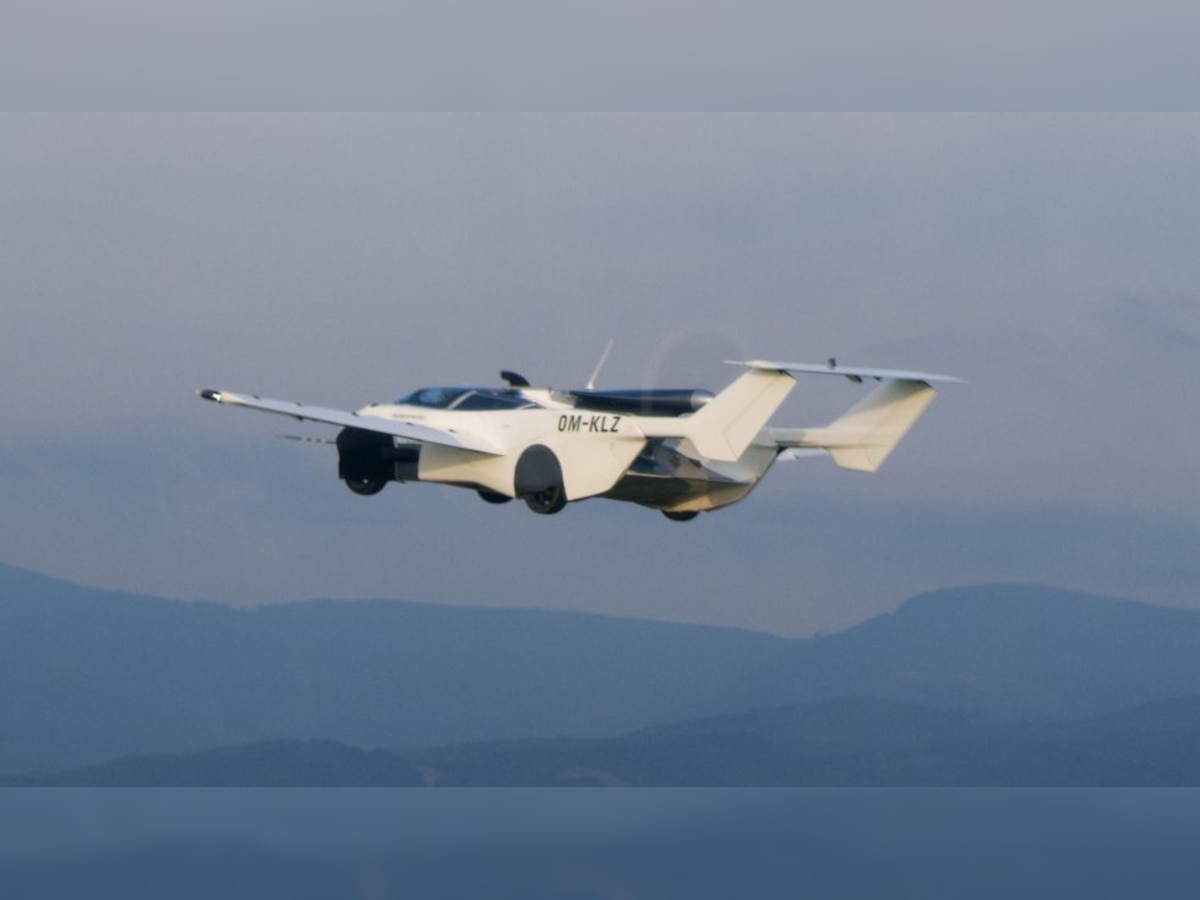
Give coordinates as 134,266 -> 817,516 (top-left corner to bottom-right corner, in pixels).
393,386 -> 537,411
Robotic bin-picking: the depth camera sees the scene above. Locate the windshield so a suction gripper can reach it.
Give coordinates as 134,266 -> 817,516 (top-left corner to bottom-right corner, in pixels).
393,387 -> 470,408
393,387 -> 536,410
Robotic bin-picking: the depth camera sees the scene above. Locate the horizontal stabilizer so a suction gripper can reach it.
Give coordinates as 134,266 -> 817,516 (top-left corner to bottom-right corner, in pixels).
770,379 -> 941,472
731,359 -> 964,385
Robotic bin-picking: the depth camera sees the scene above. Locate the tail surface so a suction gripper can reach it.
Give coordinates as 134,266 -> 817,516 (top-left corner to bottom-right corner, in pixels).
637,359 -> 960,468
640,368 -> 796,462
771,378 -> 939,472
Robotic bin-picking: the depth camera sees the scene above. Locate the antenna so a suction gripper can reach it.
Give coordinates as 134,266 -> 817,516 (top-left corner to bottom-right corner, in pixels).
585,338 -> 616,390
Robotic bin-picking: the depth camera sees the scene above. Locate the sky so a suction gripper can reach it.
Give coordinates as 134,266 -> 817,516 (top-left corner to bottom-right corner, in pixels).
2,113 -> 1198,636
4,2 -> 1200,111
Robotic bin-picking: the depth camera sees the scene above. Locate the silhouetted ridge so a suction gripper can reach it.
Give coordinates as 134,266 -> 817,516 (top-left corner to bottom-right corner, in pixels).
779,583 -> 1200,717
23,694 -> 1200,786
6,562 -> 1200,778
26,738 -> 425,787
0,561 -> 790,775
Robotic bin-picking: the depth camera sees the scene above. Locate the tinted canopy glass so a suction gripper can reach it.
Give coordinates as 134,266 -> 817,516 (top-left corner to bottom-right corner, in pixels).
394,386 -> 470,408
394,387 -> 536,410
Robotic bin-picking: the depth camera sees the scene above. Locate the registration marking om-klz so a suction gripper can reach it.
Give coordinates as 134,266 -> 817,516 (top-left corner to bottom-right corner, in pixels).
558,414 -> 622,434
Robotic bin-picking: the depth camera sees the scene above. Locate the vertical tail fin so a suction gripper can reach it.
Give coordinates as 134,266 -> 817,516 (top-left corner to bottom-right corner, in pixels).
676,369 -> 796,462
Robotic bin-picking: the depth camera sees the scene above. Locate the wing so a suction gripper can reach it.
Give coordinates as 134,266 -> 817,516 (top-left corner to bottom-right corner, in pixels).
731,359 -> 965,385
197,390 -> 503,455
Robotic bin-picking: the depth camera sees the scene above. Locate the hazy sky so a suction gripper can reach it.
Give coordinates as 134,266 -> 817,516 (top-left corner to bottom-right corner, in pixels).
2,114 -> 1198,635
4,3 -> 1200,111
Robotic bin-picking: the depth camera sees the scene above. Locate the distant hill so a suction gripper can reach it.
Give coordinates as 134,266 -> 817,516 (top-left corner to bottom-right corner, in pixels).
7,795 -> 1200,900
4,562 -> 1200,777
3,738 -> 425,787
17,695 -> 1200,786
745,584 -> 1200,717
0,562 -> 789,775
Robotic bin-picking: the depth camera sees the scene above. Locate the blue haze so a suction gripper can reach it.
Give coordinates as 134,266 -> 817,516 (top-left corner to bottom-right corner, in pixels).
1,115 -> 1198,636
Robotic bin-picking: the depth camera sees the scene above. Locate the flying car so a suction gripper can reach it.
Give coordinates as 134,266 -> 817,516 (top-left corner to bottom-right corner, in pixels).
198,357 -> 959,521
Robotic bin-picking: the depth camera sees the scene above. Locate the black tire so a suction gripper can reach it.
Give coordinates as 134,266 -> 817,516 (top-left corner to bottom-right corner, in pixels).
662,509 -> 698,522
514,444 -> 567,515
337,427 -> 393,492
524,484 -> 566,515
477,488 -> 512,505
345,476 -> 387,496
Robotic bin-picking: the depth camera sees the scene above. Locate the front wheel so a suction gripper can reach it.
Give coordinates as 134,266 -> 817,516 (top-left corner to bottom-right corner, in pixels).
477,489 -> 512,505
345,476 -> 386,496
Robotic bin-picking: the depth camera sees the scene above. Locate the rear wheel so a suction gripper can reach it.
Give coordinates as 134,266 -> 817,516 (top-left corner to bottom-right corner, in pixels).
515,444 -> 567,515
477,488 -> 512,505
524,484 -> 566,515
662,509 -> 698,522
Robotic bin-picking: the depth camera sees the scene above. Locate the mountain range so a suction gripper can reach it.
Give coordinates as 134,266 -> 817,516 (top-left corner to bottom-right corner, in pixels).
7,793 -> 1198,899
3,561 -> 1199,783
10,694 -> 1200,786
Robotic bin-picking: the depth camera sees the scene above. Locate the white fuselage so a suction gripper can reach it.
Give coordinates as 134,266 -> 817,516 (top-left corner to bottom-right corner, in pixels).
353,393 -> 778,512
199,358 -> 958,518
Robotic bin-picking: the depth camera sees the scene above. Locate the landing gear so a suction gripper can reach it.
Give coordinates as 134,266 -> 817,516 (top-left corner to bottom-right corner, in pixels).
662,509 -> 699,522
524,484 -> 567,515
477,488 -> 512,505
515,444 -> 567,515
337,427 -> 392,497
344,476 -> 386,496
